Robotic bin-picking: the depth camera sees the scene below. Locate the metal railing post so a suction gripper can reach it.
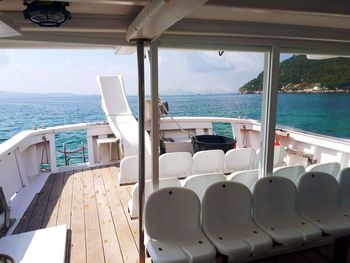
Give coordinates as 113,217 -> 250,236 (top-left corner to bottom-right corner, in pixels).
136,39 -> 146,263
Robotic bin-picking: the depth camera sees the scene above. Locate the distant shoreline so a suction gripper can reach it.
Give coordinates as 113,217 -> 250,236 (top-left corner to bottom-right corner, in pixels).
239,90 -> 350,94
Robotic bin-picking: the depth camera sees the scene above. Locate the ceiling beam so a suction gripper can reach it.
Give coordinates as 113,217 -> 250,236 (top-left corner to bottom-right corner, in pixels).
126,0 -> 208,41
207,0 -> 350,17
35,0 -> 149,6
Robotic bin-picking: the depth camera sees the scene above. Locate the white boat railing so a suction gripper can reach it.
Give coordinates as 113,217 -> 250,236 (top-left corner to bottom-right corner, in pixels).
0,122 -> 118,202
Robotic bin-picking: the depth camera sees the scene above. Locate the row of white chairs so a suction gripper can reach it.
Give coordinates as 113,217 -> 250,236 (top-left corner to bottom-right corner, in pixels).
128,162 -> 342,218
145,168 -> 350,263
119,147 -> 285,185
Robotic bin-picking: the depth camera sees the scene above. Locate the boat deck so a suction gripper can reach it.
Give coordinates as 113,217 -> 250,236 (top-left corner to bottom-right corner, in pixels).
13,165 -> 348,263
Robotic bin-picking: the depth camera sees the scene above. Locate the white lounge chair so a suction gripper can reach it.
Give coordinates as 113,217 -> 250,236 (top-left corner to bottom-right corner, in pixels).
224,148 -> 256,173
128,178 -> 181,219
98,75 -> 151,157
273,165 -> 305,185
118,155 -> 152,185
227,169 -> 259,190
338,167 -> 350,211
297,172 -> 350,237
252,176 -> 322,247
182,173 -> 226,200
192,150 -> 224,175
305,162 -> 341,177
159,152 -> 192,179
202,181 -> 273,261
145,188 -> 216,263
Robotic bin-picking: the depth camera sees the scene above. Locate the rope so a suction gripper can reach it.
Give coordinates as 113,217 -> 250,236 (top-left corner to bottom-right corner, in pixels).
159,99 -> 192,139
57,146 -> 86,154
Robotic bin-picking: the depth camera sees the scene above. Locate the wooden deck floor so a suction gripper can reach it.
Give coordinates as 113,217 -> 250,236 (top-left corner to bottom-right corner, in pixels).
13,165 -> 347,263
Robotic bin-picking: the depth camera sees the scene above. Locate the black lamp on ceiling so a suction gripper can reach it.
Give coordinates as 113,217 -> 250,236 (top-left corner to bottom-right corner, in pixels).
23,1 -> 72,27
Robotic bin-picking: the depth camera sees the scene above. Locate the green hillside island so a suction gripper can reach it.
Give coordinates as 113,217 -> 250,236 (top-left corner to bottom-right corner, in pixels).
239,55 -> 350,93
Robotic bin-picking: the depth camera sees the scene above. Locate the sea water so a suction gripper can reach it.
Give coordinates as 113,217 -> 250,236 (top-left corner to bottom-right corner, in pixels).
1,93 -> 349,166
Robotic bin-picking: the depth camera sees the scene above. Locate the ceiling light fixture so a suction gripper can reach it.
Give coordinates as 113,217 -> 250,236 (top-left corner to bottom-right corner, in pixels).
23,1 -> 71,27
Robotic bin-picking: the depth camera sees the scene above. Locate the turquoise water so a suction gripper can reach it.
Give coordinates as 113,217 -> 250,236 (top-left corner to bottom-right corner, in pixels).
0,93 -> 349,165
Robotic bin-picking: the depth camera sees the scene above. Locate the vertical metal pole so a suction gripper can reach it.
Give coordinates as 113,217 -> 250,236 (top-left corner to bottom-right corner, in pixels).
136,40 -> 146,263
259,43 -> 280,177
150,40 -> 160,191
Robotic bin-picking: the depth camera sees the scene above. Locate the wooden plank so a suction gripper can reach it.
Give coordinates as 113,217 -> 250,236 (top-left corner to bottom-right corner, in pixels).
109,166 -> 139,250
42,172 -> 65,228
26,174 -> 55,232
56,171 -> 74,228
12,193 -> 39,234
92,167 -> 123,263
101,166 -> 138,263
301,249 -> 330,263
83,168 -> 105,263
70,169 -> 86,263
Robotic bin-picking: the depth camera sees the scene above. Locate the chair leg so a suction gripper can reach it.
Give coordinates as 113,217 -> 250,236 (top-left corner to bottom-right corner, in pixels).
333,236 -> 349,263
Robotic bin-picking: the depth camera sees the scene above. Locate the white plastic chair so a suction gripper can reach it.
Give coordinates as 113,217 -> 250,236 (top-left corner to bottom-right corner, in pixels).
159,152 -> 192,179
273,165 -> 305,185
202,181 -> 272,261
305,162 -> 341,177
224,148 -> 256,173
128,178 -> 182,219
118,155 -> 151,185
338,167 -> 350,211
182,173 -> 226,200
297,172 -> 350,237
227,169 -> 259,190
252,176 -> 322,247
145,187 -> 216,263
192,150 -> 224,175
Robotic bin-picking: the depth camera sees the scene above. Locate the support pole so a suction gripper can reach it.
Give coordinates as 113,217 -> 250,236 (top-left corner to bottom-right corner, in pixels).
259,43 -> 280,177
150,40 -> 160,191
136,40 -> 146,263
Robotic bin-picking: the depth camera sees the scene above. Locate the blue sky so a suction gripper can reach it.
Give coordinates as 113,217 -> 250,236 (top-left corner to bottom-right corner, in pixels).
0,49 -> 290,95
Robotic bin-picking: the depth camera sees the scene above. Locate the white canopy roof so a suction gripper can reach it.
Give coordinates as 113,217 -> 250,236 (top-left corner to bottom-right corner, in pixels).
0,0 -> 350,54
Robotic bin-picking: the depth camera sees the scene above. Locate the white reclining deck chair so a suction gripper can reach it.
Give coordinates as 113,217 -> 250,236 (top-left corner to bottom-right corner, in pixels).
159,152 -> 192,179
192,150 -> 224,175
145,188 -> 216,263
224,148 -> 256,174
273,165 -> 305,185
128,178 -> 181,219
227,169 -> 259,190
305,162 -> 341,177
202,182 -> 273,261
252,177 -> 322,247
182,173 -> 226,200
98,75 -> 152,184
297,172 -> 350,237
338,167 -> 350,212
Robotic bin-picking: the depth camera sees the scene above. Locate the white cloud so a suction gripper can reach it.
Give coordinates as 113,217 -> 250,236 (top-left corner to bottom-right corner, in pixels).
65,57 -> 78,67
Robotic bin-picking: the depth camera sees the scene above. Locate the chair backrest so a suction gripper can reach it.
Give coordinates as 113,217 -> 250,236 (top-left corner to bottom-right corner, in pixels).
227,169 -> 259,190
338,167 -> 350,210
273,165 -> 305,185
145,187 -> 201,241
224,148 -> 256,173
119,155 -> 152,184
297,172 -> 340,215
192,150 -> 224,175
159,152 -> 192,179
305,162 -> 341,177
183,173 -> 226,200
130,178 -> 182,218
202,181 -> 252,230
252,176 -> 297,224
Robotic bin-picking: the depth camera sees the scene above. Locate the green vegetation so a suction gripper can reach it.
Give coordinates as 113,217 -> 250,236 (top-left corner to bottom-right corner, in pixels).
239,55 -> 350,93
